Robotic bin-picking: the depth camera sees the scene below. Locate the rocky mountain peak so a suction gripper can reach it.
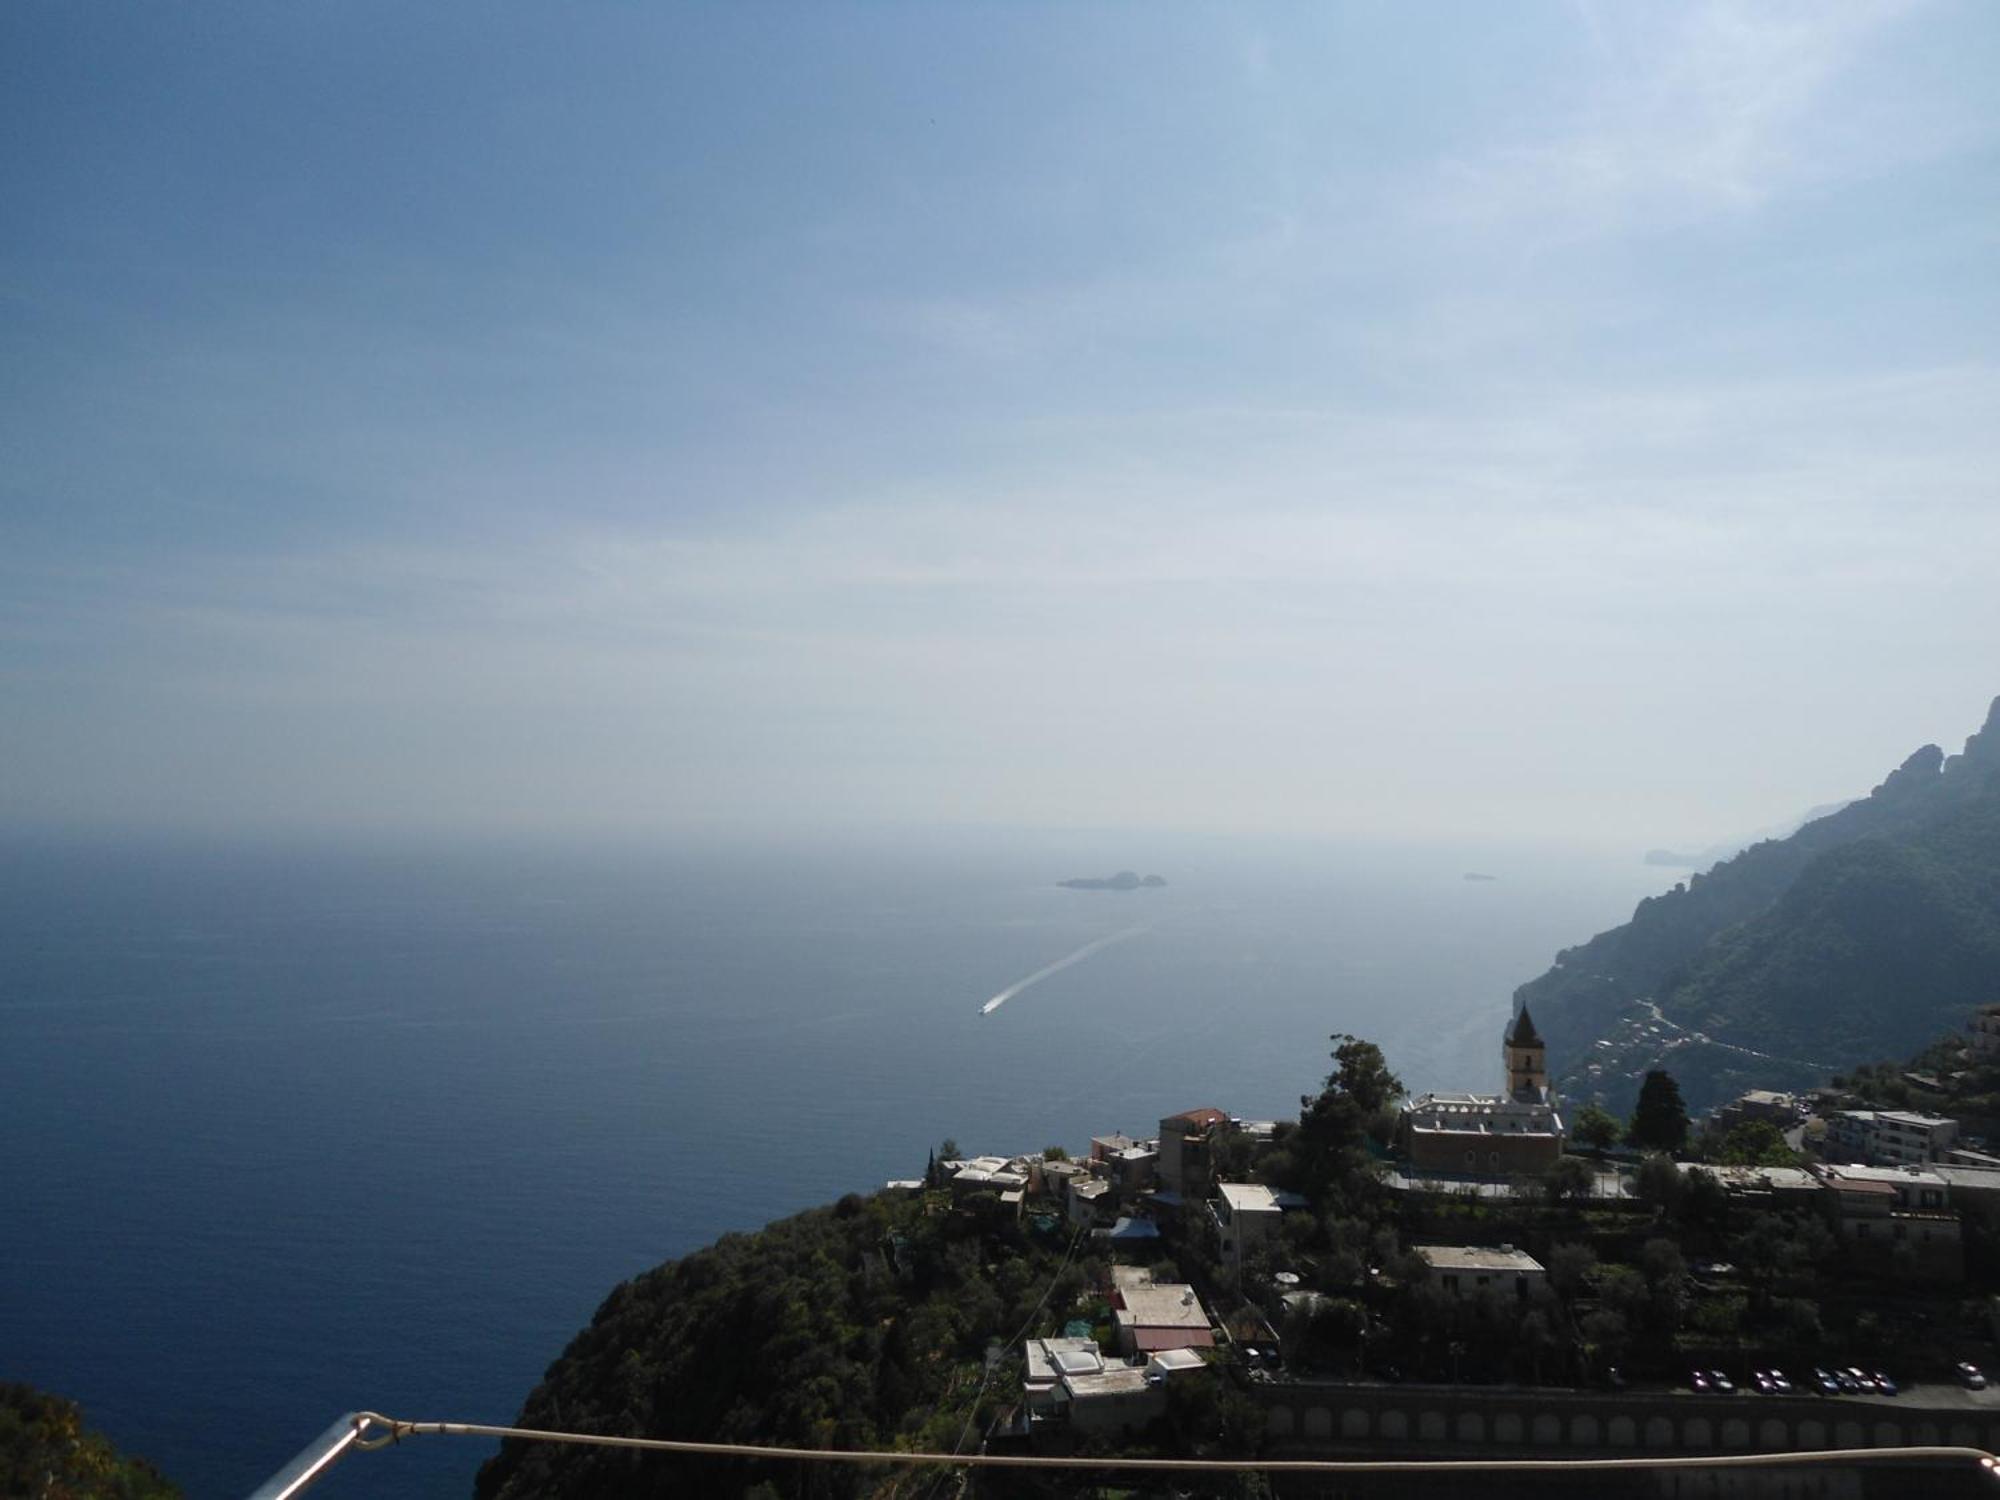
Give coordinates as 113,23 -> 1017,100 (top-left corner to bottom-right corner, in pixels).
1872,743 -> 1944,799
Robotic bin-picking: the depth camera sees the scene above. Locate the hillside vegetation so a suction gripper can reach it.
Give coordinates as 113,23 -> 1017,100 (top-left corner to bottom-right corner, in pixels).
0,1385 -> 179,1500
1517,696 -> 2000,1114
474,1189 -> 1096,1500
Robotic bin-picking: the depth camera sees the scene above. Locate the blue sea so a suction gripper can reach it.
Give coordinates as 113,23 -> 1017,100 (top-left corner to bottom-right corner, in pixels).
0,829 -> 1671,1497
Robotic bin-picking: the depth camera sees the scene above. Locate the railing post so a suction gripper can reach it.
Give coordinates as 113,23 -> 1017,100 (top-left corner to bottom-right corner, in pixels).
244,1412 -> 366,1500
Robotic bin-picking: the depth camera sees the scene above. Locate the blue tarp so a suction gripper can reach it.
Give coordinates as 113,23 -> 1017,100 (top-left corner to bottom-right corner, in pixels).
1099,1215 -> 1161,1241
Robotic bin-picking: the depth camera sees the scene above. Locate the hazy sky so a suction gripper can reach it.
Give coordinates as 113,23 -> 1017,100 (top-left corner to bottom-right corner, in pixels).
4,2 -> 1996,847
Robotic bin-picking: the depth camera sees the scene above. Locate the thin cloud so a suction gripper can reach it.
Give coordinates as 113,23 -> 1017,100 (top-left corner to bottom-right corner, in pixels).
1431,0 -> 1927,234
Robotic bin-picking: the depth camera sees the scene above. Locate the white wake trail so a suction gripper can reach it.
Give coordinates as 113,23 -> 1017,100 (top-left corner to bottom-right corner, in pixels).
978,925 -> 1150,1015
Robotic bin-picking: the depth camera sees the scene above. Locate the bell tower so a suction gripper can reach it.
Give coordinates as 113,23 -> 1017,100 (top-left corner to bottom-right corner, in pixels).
1504,1006 -> 1547,1101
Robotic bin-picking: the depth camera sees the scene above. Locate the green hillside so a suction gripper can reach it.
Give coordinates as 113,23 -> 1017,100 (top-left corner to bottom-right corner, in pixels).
1516,697 -> 2000,1115
0,1385 -> 180,1500
473,1188 -> 1096,1500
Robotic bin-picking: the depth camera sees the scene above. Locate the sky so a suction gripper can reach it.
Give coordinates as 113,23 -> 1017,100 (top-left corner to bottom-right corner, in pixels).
3,1 -> 1997,849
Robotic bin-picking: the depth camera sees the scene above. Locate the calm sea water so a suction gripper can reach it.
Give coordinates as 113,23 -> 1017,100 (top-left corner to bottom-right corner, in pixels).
0,829 -> 1670,1497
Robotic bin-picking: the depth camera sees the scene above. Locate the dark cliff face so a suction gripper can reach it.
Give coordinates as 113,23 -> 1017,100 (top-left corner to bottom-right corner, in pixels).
1514,696 -> 2000,1116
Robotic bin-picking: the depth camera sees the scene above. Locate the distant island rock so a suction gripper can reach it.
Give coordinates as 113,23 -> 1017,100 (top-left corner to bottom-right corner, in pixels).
1462,872 -> 1499,882
1058,870 -> 1166,890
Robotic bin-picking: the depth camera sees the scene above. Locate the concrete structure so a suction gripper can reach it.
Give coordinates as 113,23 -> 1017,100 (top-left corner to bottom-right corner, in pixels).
1713,1089 -> 1803,1134
1813,1163 -> 1963,1281
1021,1337 -> 1178,1435
1112,1282 -> 1214,1356
1060,1366 -> 1161,1434
1156,1106 -> 1229,1193
1933,1163 -> 2000,1226
1038,1157 -> 1088,1200
1702,1164 -> 1821,1208
1827,1109 -> 1960,1165
1970,1004 -> 2000,1055
1413,1245 -> 1547,1299
1146,1347 -> 1208,1377
1105,1143 -> 1158,1195
1401,1008 -> 1564,1176
1022,1337 -> 1105,1420
1068,1177 -> 1112,1228
1210,1181 -> 1283,1272
1253,1379 -> 2000,1482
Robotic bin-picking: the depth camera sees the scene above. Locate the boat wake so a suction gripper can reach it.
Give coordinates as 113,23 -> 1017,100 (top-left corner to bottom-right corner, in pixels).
978,925 -> 1150,1015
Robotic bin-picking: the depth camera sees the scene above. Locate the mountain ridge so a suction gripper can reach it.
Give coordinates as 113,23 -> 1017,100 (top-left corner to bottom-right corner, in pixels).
1517,696 -> 2000,1116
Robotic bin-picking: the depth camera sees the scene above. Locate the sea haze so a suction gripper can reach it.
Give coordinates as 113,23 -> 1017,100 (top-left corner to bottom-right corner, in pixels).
0,830 -> 1671,1497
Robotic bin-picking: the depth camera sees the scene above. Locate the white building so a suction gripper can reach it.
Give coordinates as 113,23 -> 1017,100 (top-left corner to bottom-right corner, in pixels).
1020,1335 -> 1202,1436
1414,1245 -> 1546,1299
1970,1005 -> 2000,1055
1209,1182 -> 1283,1272
1827,1110 -> 1959,1165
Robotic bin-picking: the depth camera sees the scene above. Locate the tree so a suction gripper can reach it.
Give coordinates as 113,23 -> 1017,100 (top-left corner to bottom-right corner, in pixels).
1579,1307 -> 1629,1364
1681,1166 -> 1730,1232
1296,1035 -> 1403,1198
1545,1242 -> 1597,1300
1710,1120 -> 1801,1167
1300,1035 -> 1403,1131
1628,1070 -> 1690,1154
1635,1153 -> 1685,1216
0,1385 -> 180,1500
1544,1155 -> 1596,1207
1573,1103 -> 1621,1156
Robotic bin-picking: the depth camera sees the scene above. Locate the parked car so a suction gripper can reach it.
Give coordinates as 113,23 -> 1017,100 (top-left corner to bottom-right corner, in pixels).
1752,1369 -> 1794,1395
1814,1368 -> 1842,1397
1708,1370 -> 1735,1395
1957,1361 -> 1987,1390
1604,1366 -> 1627,1391
1835,1370 -> 1862,1394
1689,1369 -> 1713,1393
1873,1372 -> 1898,1396
1842,1368 -> 1877,1394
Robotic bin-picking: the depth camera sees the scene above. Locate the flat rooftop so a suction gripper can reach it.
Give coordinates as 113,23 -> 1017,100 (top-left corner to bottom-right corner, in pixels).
1217,1182 -> 1281,1214
1415,1245 -> 1545,1274
1063,1367 -> 1153,1399
1117,1284 -> 1210,1328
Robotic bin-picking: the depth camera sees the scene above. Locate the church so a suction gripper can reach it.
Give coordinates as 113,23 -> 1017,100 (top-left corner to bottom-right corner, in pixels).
1399,1007 -> 1566,1176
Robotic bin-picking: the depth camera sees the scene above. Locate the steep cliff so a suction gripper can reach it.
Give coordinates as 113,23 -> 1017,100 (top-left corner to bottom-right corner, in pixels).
1517,696 -> 2000,1115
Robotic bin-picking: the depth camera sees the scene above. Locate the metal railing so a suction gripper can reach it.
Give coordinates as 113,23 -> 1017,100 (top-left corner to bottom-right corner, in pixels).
245,1410 -> 2000,1497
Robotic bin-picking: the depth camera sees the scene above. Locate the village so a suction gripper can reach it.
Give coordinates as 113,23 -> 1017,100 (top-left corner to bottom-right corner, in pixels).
898,1004 -> 2000,1454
